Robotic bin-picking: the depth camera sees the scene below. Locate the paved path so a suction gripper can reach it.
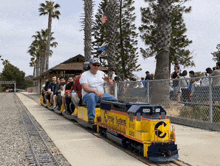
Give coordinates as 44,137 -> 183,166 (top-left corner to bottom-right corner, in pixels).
18,92 -> 220,166
175,125 -> 220,166
17,93 -> 146,166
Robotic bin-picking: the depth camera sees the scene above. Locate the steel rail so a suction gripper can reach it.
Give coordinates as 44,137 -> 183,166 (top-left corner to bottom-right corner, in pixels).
15,94 -> 60,166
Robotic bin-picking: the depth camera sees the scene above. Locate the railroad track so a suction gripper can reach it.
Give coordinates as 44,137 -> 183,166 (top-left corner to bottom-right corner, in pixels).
15,94 -> 60,166
87,128 -> 190,166
23,93 -> 191,166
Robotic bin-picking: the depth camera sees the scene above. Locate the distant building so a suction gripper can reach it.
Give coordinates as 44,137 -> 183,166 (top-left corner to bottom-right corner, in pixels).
25,75 -> 34,80
34,54 -> 107,94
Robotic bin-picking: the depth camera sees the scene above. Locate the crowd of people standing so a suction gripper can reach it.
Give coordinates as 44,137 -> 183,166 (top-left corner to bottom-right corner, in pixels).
170,61 -> 220,104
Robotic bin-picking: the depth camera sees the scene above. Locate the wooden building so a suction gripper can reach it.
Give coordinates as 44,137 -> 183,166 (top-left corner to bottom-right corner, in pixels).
34,54 -> 107,94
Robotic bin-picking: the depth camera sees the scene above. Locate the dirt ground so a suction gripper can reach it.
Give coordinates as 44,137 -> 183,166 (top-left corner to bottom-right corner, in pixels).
164,103 -> 183,117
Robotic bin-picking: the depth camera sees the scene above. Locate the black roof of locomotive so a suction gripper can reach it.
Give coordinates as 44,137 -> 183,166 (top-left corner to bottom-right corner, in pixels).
100,100 -> 167,116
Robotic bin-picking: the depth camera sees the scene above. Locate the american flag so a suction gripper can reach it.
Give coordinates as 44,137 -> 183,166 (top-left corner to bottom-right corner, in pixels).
100,16 -> 108,24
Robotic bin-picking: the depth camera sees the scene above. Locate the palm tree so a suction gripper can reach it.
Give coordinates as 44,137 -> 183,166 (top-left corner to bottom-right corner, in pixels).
29,57 -> 37,77
28,29 -> 58,76
39,1 -> 61,70
83,0 -> 94,61
28,40 -> 41,77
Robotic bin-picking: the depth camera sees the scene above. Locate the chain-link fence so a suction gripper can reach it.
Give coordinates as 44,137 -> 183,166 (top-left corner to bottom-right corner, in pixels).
104,75 -> 220,129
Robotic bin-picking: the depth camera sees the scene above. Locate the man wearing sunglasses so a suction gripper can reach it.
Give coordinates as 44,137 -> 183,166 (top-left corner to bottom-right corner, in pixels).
80,58 -> 117,124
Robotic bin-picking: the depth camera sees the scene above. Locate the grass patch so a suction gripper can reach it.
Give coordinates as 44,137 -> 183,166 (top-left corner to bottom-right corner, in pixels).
179,105 -> 220,123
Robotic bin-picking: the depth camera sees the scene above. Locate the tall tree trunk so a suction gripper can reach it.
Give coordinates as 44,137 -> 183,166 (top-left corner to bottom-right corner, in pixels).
36,57 -> 40,77
33,64 -> 36,77
151,0 -> 172,106
43,45 -> 47,73
40,52 -> 44,75
106,0 -> 118,73
84,0 -> 93,61
46,12 -> 52,71
119,0 -> 126,79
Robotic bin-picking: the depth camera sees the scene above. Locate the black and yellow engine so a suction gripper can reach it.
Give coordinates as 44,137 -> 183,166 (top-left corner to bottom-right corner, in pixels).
97,100 -> 178,162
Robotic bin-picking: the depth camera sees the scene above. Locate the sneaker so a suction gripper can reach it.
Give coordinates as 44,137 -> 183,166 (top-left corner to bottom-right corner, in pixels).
65,111 -> 70,115
65,109 -> 72,115
48,105 -> 53,109
88,119 -> 94,124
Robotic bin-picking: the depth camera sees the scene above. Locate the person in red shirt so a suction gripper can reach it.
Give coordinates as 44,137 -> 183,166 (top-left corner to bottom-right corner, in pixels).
74,74 -> 82,99
71,62 -> 90,107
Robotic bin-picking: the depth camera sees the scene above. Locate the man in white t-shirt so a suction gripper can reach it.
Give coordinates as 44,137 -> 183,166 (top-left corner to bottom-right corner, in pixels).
80,58 -> 117,124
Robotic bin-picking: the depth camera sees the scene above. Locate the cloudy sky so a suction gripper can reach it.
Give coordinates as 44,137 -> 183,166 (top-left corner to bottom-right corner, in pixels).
0,0 -> 219,78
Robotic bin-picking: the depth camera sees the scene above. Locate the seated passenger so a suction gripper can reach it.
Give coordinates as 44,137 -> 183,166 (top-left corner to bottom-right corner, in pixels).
65,76 -> 74,114
72,62 -> 90,107
60,78 -> 67,110
71,74 -> 81,107
80,58 -> 117,124
55,77 -> 66,110
48,76 -> 57,106
53,77 -> 60,108
42,79 -> 50,103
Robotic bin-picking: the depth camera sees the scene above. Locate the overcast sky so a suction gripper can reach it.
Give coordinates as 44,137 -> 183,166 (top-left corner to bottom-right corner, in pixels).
0,0 -> 219,78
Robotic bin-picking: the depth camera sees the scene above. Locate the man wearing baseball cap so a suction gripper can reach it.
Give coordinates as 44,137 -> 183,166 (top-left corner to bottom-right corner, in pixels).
80,57 -> 117,124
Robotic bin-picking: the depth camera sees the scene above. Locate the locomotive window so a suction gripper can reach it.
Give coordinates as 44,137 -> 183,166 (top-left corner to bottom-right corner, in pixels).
137,112 -> 141,121
143,108 -> 151,113
155,108 -> 160,113
130,113 -> 133,121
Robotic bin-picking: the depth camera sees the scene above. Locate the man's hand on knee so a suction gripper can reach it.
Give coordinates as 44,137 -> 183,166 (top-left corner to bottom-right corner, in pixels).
95,91 -> 103,98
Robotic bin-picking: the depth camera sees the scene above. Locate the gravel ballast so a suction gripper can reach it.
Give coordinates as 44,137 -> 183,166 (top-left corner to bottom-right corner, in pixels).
0,93 -> 71,166
0,93 -> 29,165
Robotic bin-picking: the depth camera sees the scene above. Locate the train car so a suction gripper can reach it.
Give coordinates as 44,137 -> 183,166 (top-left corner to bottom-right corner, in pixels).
40,94 -> 64,114
40,95 -> 178,162
97,100 -> 178,162
40,95 -> 49,107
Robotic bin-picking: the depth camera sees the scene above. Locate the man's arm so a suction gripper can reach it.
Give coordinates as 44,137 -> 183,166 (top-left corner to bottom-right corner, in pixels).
81,83 -> 103,97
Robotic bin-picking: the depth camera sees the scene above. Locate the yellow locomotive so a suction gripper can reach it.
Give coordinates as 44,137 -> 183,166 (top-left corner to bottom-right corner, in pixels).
97,100 -> 178,162
40,96 -> 178,162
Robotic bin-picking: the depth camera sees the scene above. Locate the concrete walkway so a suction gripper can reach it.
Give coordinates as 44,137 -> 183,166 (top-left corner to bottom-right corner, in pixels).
17,92 -> 220,166
175,125 -> 220,166
17,93 -> 146,166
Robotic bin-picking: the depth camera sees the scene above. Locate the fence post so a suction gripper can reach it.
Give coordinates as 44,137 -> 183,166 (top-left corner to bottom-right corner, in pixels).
147,81 -> 149,104
114,82 -> 118,99
209,76 -> 213,125
14,83 -> 16,93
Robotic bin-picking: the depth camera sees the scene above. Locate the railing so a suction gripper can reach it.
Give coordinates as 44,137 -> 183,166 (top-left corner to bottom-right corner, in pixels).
104,75 -> 220,130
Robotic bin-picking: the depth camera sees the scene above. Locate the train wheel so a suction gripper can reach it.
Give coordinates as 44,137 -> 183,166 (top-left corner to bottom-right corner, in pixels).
137,145 -> 143,156
99,127 -> 107,137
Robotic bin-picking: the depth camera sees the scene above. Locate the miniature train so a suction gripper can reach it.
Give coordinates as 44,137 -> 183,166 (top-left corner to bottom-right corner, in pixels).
40,96 -> 178,162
